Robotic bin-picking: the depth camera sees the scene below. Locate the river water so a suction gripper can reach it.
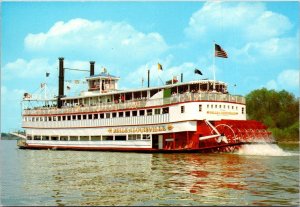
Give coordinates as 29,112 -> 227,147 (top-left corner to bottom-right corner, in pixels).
0,140 -> 299,206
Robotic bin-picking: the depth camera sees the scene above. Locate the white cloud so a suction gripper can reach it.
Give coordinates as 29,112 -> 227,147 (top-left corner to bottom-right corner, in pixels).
265,69 -> 299,92
185,2 -> 292,42
2,58 -> 54,79
277,69 -> 299,89
24,18 -> 168,64
233,37 -> 297,63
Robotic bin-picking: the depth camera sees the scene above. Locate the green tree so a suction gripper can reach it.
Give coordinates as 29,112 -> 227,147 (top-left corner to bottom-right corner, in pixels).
246,88 -> 299,142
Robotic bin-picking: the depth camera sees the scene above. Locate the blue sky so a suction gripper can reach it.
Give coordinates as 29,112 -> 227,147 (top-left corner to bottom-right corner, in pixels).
1,1 -> 299,132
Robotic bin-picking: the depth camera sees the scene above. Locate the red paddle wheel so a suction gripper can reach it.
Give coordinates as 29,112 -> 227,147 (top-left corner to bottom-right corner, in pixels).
197,119 -> 273,153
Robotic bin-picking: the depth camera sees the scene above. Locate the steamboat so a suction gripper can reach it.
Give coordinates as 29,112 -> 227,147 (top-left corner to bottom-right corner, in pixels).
17,57 -> 273,152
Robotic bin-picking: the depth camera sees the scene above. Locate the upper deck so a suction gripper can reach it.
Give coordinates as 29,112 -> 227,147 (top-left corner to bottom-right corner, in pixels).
22,80 -> 245,116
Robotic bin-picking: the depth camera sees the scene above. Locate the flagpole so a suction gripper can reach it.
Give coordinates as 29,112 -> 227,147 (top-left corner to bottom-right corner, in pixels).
213,41 -> 216,91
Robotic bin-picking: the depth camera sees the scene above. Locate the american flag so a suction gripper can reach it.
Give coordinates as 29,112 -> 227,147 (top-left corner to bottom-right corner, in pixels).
215,44 -> 228,58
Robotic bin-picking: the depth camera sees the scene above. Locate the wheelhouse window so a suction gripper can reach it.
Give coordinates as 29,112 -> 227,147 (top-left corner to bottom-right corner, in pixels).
119,112 -> 124,117
100,113 -> 104,119
67,116 -> 71,121
88,114 -> 93,119
72,115 -> 76,120
106,113 -> 111,118
125,111 -> 130,117
77,115 -> 81,120
199,104 -> 202,112
93,114 -> 98,119
83,114 -> 87,120
112,112 -> 117,118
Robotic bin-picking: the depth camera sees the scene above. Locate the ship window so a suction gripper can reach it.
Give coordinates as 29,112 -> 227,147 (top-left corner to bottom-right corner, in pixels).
60,136 -> 68,141
58,116 -> 61,121
77,115 -> 81,120
93,114 -> 98,119
128,134 -> 141,140
125,111 -> 131,117
162,107 -> 169,114
139,110 -> 145,116
142,134 -> 151,140
106,113 -> 111,118
27,135 -> 32,140
34,136 -> 41,140
67,115 -> 71,121
72,115 -> 76,120
62,116 -> 66,121
82,114 -> 86,120
215,105 -> 217,108
242,107 -> 244,114
199,104 -> 202,112
53,116 -> 57,121
112,112 -> 117,118
51,136 -> 58,141
69,136 -> 78,141
80,136 -> 89,141
219,105 -> 221,108
102,135 -> 113,141
223,105 -> 226,109
207,104 -> 209,108
115,135 -> 126,141
132,111 -> 137,116
236,106 -> 238,110
181,106 -> 185,113
147,109 -> 152,116
91,136 -> 101,141
88,114 -> 93,119
49,116 -> 52,121
100,113 -> 104,119
211,104 -> 213,108
154,108 -> 161,115
42,136 -> 49,141
119,112 -> 124,117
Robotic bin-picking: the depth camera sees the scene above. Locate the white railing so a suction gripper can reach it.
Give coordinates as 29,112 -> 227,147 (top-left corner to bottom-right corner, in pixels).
23,92 -> 245,115
22,114 -> 169,128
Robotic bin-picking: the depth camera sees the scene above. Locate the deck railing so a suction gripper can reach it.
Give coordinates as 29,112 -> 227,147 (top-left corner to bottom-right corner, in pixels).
23,92 -> 245,115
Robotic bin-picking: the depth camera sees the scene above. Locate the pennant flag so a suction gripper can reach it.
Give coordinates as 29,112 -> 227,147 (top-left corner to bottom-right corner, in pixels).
46,72 -> 50,77
158,63 -> 163,71
215,43 -> 228,58
67,86 -> 71,90
194,68 -> 203,75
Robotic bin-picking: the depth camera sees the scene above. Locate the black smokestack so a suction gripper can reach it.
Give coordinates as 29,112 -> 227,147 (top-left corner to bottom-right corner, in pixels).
90,61 -> 95,76
57,57 -> 64,108
181,73 -> 183,82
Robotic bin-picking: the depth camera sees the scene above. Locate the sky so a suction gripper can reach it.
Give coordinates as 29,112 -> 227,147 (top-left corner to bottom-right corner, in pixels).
1,1 -> 299,132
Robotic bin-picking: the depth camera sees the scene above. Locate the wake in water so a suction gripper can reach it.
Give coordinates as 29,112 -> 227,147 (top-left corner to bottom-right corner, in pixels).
237,143 -> 299,156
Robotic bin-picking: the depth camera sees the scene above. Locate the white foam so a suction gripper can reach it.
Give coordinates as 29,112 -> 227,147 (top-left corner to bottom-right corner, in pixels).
237,144 -> 298,156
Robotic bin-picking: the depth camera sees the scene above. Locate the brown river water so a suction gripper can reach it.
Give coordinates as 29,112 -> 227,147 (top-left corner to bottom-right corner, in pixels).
0,140 -> 299,206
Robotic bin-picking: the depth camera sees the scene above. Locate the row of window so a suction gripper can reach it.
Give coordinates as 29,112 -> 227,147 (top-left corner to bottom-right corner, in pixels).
27,134 -> 151,141
180,104 -> 244,114
24,107 -> 169,122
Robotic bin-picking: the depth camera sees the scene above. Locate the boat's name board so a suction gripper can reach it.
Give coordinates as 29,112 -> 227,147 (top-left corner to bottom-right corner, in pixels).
207,111 -> 238,115
108,125 -> 174,134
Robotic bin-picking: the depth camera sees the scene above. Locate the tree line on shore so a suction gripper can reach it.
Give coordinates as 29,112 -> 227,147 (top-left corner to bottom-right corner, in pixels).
246,88 -> 299,142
